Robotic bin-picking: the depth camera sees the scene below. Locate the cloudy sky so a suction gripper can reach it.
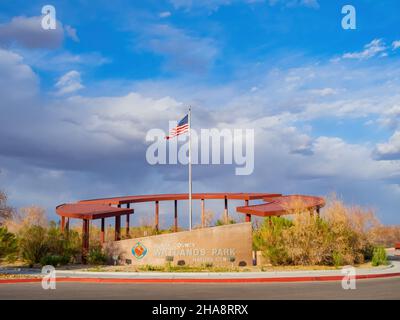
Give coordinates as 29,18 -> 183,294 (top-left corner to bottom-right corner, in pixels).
0,0 -> 399,225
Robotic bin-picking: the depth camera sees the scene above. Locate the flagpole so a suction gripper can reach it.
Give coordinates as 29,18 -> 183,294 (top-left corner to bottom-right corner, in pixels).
188,106 -> 192,231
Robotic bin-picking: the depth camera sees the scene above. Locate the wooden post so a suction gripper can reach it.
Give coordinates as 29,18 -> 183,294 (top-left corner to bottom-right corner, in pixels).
126,203 -> 130,237
244,200 -> 251,222
316,207 -> 320,217
155,201 -> 159,232
82,219 -> 89,264
66,218 -> 70,233
174,200 -> 178,232
115,215 -> 121,241
224,197 -> 228,224
201,199 -> 205,228
100,218 -> 105,244
61,216 -> 65,233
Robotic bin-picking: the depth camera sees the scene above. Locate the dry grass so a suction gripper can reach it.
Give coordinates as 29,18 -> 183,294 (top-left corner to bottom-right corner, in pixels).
68,215 -> 165,246
0,273 -> 42,279
4,206 -> 47,234
369,225 -> 400,247
253,195 -> 381,266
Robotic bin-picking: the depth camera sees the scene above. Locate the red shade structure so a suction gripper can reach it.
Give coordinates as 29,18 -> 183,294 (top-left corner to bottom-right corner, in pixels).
56,203 -> 134,263
236,195 -> 325,217
56,192 -> 324,264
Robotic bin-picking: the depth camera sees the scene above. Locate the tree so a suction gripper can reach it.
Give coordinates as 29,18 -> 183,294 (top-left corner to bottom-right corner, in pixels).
0,226 -> 18,261
0,190 -> 14,225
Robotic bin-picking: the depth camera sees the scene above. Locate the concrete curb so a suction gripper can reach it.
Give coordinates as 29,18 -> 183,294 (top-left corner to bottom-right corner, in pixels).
1,271 -> 400,284
2,258 -> 399,284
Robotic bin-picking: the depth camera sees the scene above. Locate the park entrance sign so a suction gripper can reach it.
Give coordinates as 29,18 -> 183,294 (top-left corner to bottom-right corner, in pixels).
108,223 -> 253,267
56,192 -> 325,264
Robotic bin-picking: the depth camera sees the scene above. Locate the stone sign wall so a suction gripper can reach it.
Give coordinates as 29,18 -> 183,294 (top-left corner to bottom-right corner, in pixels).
106,223 -> 253,267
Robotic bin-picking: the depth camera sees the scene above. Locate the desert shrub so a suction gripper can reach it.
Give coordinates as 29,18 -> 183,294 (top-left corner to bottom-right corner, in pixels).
332,251 -> 344,267
323,198 -> 376,265
18,221 -> 81,267
19,225 -> 49,267
203,209 -> 215,227
253,217 -> 293,265
5,206 -> 48,234
1,204 -> 82,266
45,222 -> 81,264
371,247 -> 388,266
11,207 -> 50,266
0,226 -> 18,261
139,264 -> 164,271
253,197 -> 379,266
283,215 -> 333,265
87,245 -> 107,265
40,254 -> 70,267
369,225 -> 400,248
215,218 -> 236,226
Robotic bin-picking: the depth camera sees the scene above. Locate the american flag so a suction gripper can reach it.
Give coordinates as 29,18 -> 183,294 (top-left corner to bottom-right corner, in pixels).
166,114 -> 189,139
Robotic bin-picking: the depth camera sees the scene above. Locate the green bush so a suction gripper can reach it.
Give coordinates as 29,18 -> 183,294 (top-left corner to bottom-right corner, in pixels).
139,264 -> 164,271
371,247 -> 388,266
18,222 -> 82,267
332,251 -> 344,267
253,217 -> 293,265
215,218 -> 236,226
0,226 -> 18,261
40,254 -> 70,267
19,225 -> 49,267
87,245 -> 107,265
46,222 -> 81,263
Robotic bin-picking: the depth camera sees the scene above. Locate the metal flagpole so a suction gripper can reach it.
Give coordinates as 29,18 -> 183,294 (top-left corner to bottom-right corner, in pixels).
188,106 -> 192,231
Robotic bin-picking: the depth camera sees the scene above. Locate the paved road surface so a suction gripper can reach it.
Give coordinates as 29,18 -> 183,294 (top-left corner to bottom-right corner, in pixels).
0,277 -> 399,300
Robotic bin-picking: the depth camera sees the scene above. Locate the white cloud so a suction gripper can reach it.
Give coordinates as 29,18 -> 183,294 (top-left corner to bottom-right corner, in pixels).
377,105 -> 400,129
303,137 -> 394,180
1,46 -> 400,223
136,24 -> 218,73
159,11 -> 172,18
250,86 -> 258,92
0,15 -> 80,48
16,50 -> 111,72
169,0 -> 233,10
375,131 -> 400,160
269,0 -> 319,9
169,0 -> 319,10
65,25 -> 79,42
309,88 -> 337,97
392,40 -> 400,50
55,70 -> 84,95
0,48 -> 38,103
342,39 -> 387,60
0,16 -> 64,49
300,0 -> 319,8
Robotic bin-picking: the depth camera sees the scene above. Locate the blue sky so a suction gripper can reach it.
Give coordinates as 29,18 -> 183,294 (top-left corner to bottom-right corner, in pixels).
0,0 -> 400,225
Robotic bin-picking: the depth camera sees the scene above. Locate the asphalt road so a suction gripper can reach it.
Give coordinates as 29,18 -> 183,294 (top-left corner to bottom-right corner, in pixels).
0,277 -> 399,300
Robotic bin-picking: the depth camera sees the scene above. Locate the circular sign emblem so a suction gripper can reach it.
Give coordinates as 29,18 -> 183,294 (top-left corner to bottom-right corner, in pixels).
132,242 -> 148,259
